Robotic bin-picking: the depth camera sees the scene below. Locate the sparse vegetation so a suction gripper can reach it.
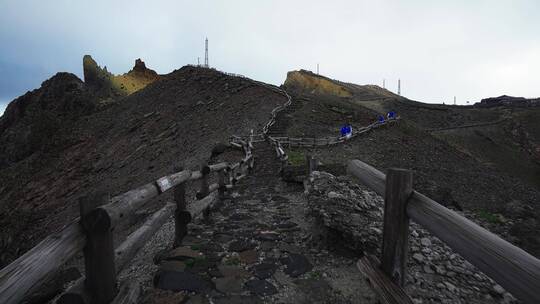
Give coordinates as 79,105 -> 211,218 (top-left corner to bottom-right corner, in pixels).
224,256 -> 241,266
308,270 -> 322,279
185,256 -> 207,268
477,210 -> 503,224
287,150 -> 305,166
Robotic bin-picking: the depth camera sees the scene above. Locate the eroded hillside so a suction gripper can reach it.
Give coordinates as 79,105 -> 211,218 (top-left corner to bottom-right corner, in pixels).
0,66 -> 287,267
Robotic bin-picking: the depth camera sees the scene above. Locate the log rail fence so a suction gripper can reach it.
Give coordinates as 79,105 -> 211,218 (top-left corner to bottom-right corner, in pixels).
0,135 -> 255,304
345,160 -> 540,304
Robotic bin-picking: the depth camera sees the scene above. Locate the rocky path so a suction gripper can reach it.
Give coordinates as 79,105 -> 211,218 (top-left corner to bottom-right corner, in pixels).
144,142 -> 378,304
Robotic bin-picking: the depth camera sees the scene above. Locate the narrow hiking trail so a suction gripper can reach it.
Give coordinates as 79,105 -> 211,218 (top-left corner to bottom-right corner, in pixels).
113,79 -> 396,303
146,141 -> 378,303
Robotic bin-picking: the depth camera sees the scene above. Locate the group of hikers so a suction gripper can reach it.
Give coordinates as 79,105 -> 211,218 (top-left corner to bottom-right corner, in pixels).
340,111 -> 397,138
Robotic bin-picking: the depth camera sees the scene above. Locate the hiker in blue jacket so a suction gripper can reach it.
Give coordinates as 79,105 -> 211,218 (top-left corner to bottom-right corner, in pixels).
340,123 -> 352,138
387,111 -> 396,120
340,125 -> 348,137
378,115 -> 385,123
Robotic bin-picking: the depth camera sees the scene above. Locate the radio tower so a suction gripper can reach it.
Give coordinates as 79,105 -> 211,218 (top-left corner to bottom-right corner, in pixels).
204,37 -> 209,67
383,79 -> 386,89
398,79 -> 401,95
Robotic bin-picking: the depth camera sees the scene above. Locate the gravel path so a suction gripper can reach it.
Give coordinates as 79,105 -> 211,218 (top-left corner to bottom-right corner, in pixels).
118,141 -> 378,303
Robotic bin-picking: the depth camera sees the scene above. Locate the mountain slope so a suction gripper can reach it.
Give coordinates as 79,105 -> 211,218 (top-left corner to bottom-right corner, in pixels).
281,70 -> 540,257
0,66 -> 287,267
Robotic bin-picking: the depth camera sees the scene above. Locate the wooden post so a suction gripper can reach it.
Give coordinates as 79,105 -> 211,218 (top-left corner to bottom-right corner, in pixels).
79,192 -> 117,304
381,168 -> 413,287
306,154 -> 316,176
249,154 -> 255,172
173,165 -> 191,247
196,164 -> 210,199
218,169 -> 226,199
227,166 -> 234,185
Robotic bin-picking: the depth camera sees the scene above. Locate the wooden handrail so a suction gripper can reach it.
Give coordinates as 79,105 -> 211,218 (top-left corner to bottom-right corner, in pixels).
57,203 -> 175,303
0,222 -> 86,304
347,159 -> 540,304
357,255 -> 413,304
103,170 -> 192,229
1,147 -> 251,303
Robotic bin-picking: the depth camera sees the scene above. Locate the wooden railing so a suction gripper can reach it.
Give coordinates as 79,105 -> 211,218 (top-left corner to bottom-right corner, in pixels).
346,159 -> 540,304
0,137 -> 255,304
269,119 -> 398,148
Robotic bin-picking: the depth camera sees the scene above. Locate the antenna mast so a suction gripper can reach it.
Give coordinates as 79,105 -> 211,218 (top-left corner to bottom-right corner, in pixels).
383,79 -> 386,89
204,37 -> 209,67
398,79 -> 401,95
317,63 -> 319,75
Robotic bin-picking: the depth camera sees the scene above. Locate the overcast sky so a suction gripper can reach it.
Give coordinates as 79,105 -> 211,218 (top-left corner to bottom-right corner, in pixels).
1,0 -> 539,114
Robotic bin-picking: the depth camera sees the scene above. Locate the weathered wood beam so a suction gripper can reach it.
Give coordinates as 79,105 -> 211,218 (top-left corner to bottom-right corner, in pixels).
173,164 -> 189,247
190,170 -> 203,181
356,255 -> 413,304
79,193 -> 117,304
208,182 -> 219,194
196,165 -> 210,199
0,222 -> 85,304
57,203 -> 174,304
187,192 -> 217,220
111,280 -> 141,304
114,203 -> 174,271
155,170 -> 192,193
381,169 -> 413,286
208,162 -> 228,172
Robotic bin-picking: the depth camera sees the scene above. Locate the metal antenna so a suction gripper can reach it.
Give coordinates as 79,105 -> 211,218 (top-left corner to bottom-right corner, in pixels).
317,63 -> 319,75
197,57 -> 200,66
454,96 -> 456,105
383,79 -> 386,89
398,79 -> 401,95
204,37 -> 209,67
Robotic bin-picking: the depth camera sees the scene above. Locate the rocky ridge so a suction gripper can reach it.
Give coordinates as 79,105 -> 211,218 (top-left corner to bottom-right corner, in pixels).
83,55 -> 160,97
0,72 -> 98,168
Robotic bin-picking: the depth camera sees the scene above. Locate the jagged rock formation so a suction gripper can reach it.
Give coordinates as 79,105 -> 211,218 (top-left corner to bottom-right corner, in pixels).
284,70 -> 401,102
82,55 -> 121,98
83,55 -> 160,97
284,70 -> 353,97
0,72 -> 97,168
114,58 -> 160,94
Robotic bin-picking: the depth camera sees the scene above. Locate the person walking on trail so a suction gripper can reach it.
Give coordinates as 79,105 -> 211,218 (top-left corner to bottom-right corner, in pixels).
340,123 -> 353,139
387,111 -> 396,120
378,115 -> 385,124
